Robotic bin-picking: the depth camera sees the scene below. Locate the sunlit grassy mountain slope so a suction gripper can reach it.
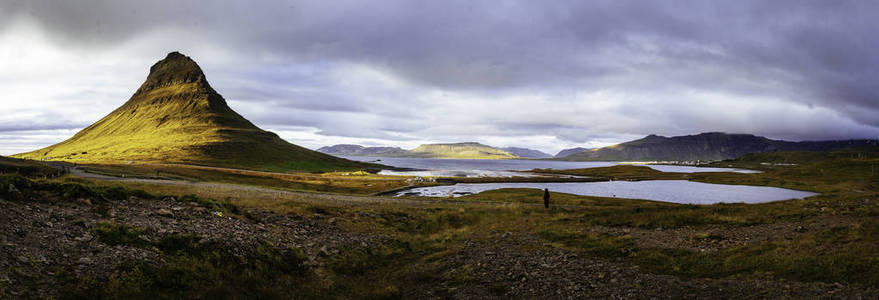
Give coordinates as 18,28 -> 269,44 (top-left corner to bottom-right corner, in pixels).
13,52 -> 375,172
409,142 -> 518,159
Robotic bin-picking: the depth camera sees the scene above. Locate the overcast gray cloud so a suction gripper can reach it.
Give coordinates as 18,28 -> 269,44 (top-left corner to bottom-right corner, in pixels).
1,0 -> 877,155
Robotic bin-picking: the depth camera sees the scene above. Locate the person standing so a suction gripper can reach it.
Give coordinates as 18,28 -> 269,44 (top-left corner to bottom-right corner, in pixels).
543,188 -> 550,208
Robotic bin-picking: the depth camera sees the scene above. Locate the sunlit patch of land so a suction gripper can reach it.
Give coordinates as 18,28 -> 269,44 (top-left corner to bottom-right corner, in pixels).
407,142 -> 519,159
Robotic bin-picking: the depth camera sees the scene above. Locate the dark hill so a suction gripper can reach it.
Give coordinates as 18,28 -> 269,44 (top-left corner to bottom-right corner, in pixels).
558,132 -> 879,161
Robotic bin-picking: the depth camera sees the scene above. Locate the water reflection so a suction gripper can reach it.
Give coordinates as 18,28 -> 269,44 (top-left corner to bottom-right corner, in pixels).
396,180 -> 816,204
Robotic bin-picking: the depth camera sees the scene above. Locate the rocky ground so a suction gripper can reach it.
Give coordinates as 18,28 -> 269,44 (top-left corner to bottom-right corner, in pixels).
588,215 -> 861,252
409,235 -> 877,299
2,177 -> 877,299
0,195 -> 383,299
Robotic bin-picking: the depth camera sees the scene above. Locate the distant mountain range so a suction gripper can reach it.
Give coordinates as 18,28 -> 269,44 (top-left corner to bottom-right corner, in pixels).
320,133 -> 878,162
317,143 -> 551,159
555,132 -> 879,161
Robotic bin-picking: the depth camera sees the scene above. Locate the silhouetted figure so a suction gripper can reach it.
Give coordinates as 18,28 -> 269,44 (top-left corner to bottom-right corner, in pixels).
543,188 -> 550,208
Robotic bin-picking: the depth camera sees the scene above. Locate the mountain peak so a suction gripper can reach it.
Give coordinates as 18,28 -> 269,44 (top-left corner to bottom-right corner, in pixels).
14,52 -> 371,172
164,51 -> 187,60
136,51 -> 211,95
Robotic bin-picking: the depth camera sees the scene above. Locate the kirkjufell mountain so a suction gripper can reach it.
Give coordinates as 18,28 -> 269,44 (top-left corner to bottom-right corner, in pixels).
14,52 -> 374,172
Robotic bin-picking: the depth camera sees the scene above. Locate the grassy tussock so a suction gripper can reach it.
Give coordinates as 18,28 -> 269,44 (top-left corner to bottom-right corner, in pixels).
1,174 -> 153,203
92,222 -> 150,248
178,194 -> 239,214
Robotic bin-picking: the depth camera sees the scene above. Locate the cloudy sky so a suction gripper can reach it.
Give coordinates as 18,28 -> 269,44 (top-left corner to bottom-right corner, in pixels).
1,0 -> 878,156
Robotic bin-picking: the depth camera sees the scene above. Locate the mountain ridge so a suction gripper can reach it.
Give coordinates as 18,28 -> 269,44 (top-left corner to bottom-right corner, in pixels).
557,132 -> 879,161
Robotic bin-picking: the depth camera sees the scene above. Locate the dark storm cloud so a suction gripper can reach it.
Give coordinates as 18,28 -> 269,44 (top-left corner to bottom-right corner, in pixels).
1,0 -> 877,153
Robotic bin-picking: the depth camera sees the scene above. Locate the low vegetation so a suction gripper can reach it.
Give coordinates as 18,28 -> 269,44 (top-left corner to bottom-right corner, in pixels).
479,147 -> 879,286
1,173 -> 152,203
0,156 -> 60,177
2,147 -> 878,297
63,231 -> 312,299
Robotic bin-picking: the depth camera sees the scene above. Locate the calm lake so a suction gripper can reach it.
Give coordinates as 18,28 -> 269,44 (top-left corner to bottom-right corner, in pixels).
342,156 -> 759,177
338,156 -> 810,204
396,181 -> 817,204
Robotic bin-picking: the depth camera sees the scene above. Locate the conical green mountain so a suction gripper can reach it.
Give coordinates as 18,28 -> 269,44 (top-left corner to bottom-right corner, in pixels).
14,52 -> 373,172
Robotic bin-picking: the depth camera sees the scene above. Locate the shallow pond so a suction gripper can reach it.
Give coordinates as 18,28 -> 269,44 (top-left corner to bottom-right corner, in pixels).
395,180 -> 816,204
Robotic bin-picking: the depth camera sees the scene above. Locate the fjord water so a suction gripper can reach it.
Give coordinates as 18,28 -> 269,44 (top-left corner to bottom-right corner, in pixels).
342,156 -> 758,177
397,181 -> 817,204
